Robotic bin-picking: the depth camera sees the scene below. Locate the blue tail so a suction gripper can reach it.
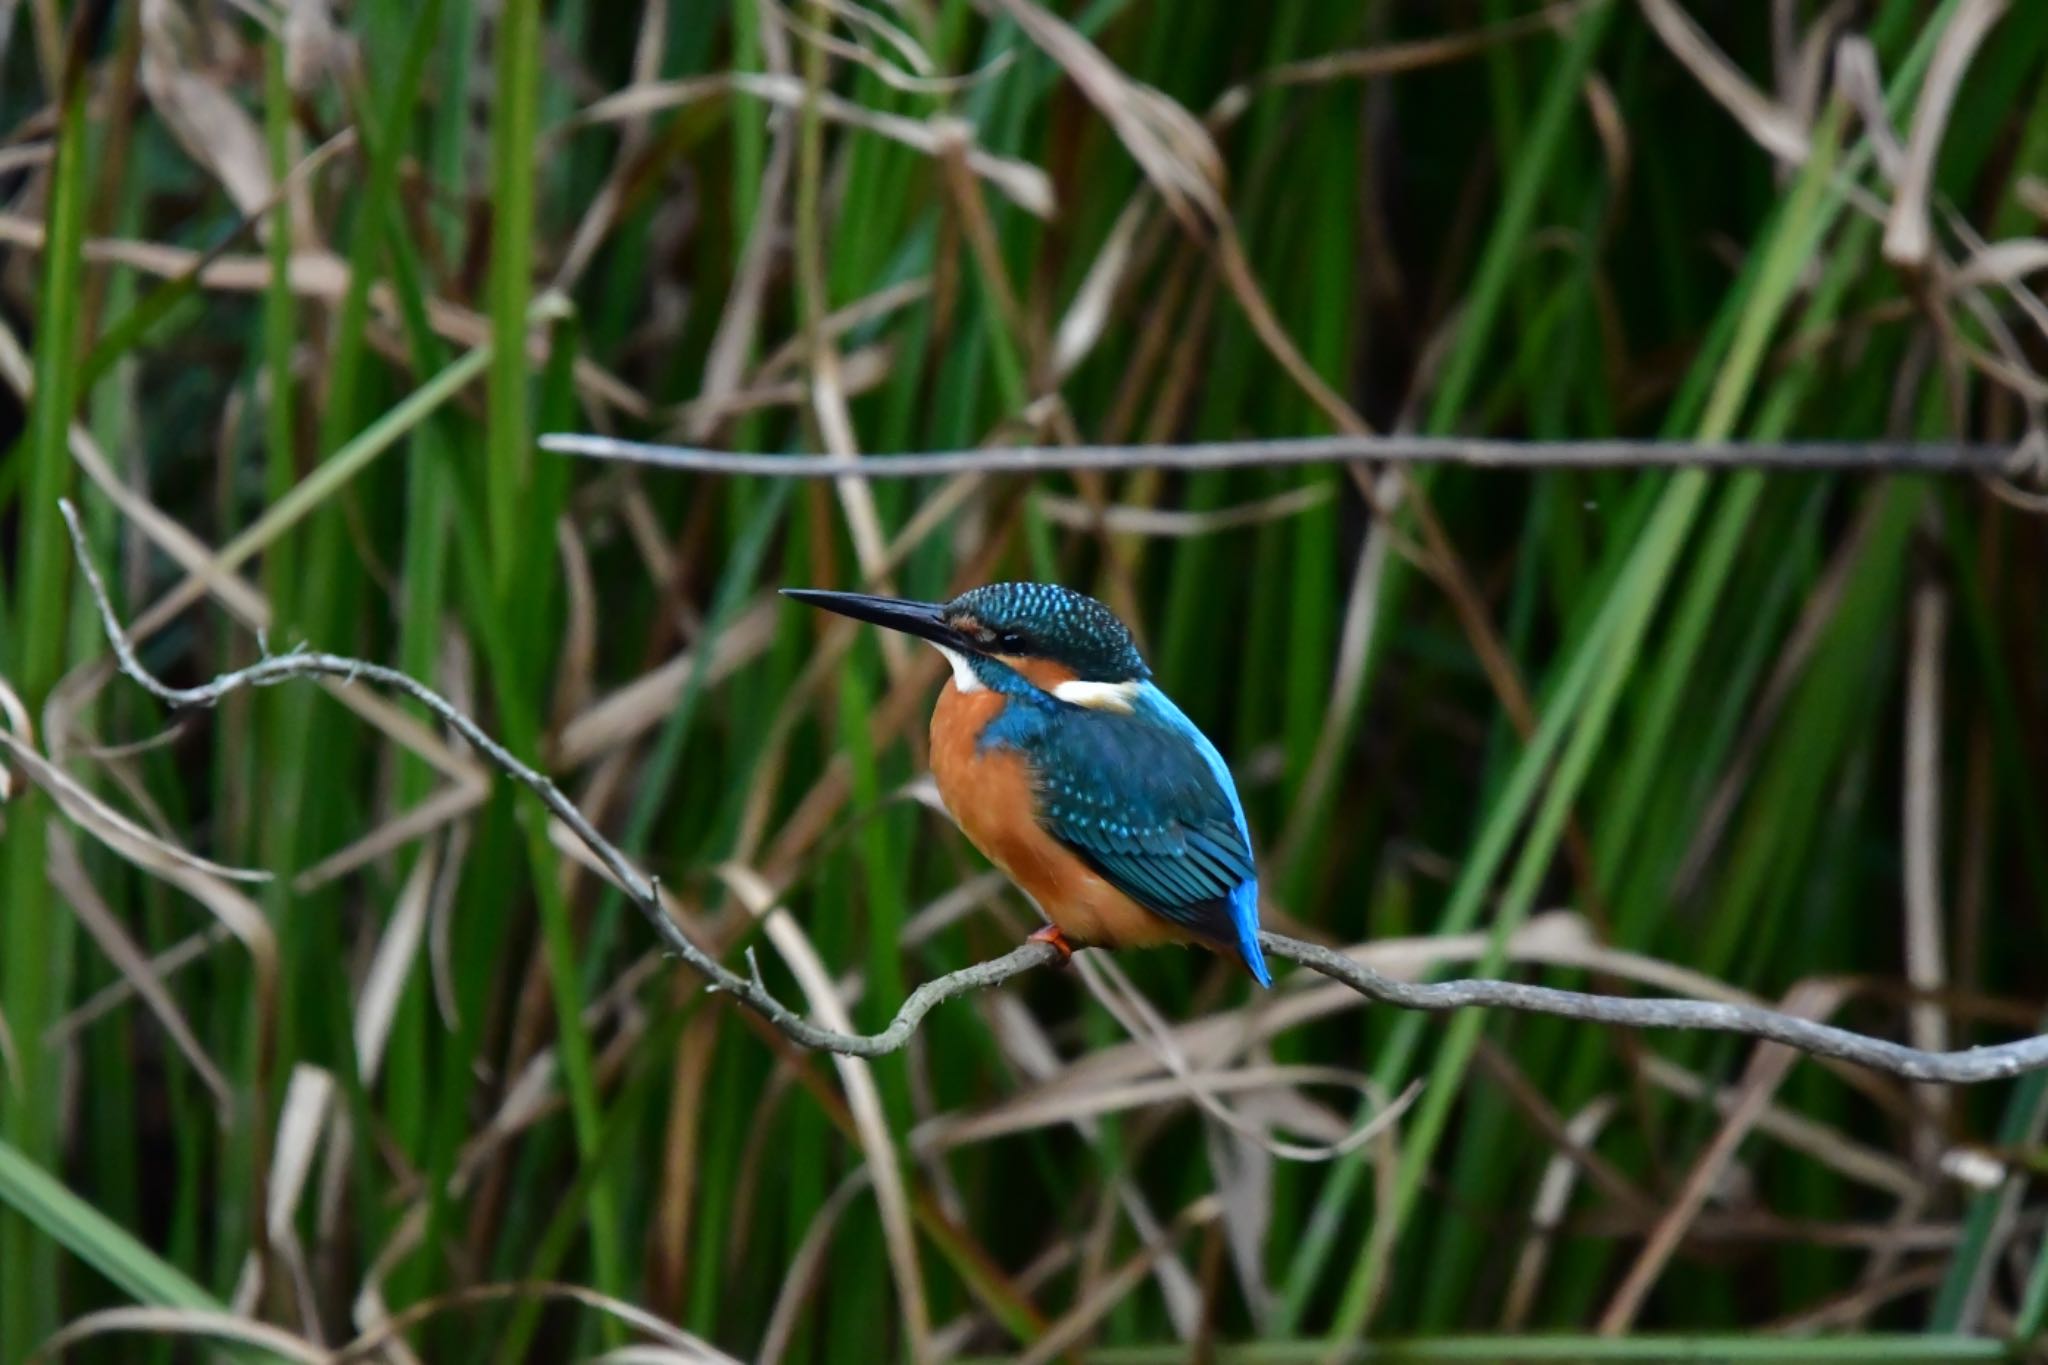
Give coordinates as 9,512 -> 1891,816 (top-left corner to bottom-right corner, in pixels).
1231,881 -> 1271,988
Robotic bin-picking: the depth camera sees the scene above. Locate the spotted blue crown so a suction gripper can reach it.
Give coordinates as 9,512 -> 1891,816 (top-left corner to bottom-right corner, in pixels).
947,583 -> 1151,683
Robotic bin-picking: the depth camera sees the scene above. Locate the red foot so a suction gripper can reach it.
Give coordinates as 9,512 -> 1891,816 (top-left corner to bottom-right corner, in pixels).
1028,924 -> 1076,965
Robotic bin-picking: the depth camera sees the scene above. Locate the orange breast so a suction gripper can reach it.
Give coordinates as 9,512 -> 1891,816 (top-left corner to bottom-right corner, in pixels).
928,681 -> 1189,951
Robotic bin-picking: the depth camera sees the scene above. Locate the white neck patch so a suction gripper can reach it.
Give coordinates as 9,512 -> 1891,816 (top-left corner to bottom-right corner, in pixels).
932,644 -> 984,692
1052,678 -> 1139,713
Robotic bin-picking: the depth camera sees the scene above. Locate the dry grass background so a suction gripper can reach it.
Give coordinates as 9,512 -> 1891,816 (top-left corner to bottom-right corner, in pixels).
2,0 -> 2048,1360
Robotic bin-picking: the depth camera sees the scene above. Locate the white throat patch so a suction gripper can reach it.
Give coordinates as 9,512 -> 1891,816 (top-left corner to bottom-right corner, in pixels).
1052,679 -> 1140,713
932,644 -> 983,692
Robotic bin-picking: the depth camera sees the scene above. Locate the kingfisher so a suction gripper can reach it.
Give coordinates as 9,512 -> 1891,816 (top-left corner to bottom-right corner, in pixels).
783,582 -> 1271,987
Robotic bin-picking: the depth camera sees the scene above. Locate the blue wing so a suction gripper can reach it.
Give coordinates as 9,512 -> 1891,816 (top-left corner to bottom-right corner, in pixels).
992,686 -> 1269,986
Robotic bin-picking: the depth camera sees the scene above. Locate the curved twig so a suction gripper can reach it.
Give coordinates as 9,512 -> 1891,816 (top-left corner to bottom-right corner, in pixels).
59,499 -> 2048,1083
59,498 -> 1044,1059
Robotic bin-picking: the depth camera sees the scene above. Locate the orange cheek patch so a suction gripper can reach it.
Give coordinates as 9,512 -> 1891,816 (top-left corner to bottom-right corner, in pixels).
995,654 -> 1078,693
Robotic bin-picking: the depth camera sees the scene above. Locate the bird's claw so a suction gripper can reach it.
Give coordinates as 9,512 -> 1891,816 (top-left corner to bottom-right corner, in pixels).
1028,924 -> 1076,966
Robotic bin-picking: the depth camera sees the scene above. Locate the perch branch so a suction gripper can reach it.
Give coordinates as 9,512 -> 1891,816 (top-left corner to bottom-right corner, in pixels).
60,499 -> 2048,1083
540,432 -> 2025,479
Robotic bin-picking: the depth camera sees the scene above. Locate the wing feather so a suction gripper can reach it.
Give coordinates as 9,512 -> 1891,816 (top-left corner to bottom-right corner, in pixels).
1008,706 -> 1255,948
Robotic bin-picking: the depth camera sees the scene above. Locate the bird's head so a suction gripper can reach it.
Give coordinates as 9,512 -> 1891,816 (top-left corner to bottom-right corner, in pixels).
782,582 -> 1151,705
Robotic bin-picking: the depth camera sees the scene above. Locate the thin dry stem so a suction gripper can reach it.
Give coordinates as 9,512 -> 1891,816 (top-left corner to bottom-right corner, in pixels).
540,432 -> 2020,477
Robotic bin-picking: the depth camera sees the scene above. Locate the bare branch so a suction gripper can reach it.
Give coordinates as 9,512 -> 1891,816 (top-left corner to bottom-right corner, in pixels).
61,499 -> 2048,1085
539,432 -> 2024,479
58,498 -> 1020,1059
1274,940 -> 2046,1085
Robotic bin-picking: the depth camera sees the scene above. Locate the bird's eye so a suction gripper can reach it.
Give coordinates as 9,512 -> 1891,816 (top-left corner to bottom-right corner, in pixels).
997,632 -> 1026,651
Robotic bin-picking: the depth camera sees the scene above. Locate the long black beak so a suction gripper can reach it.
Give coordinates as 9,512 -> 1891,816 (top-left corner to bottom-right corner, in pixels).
780,588 -> 973,652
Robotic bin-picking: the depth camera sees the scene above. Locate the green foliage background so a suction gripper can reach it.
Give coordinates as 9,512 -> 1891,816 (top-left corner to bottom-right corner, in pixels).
1,0 -> 2046,1359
